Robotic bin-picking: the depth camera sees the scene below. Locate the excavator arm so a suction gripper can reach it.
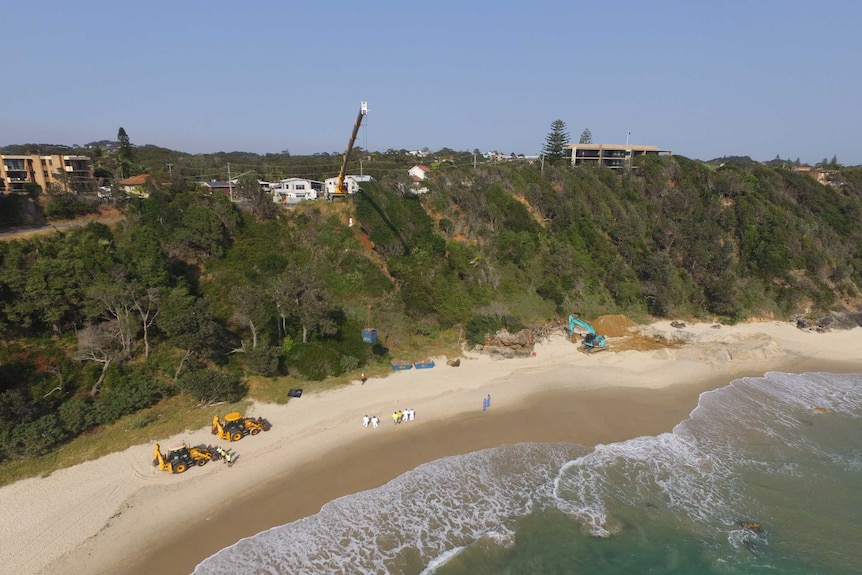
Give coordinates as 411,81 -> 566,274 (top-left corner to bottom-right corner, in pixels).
332,101 -> 368,198
211,415 -> 226,440
153,444 -> 168,472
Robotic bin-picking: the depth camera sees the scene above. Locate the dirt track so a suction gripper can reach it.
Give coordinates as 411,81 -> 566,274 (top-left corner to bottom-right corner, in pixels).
0,211 -> 124,241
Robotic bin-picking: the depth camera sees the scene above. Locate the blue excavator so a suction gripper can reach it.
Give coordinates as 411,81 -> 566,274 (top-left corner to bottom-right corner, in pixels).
568,315 -> 607,352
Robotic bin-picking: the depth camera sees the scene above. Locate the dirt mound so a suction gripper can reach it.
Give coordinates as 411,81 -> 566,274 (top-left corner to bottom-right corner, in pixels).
591,315 -> 637,337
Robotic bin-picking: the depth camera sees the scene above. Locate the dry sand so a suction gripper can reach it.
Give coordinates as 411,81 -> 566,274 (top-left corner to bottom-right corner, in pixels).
1,319 -> 860,575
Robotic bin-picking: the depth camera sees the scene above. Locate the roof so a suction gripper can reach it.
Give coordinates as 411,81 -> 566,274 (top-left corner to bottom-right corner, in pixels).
564,144 -> 669,152
118,174 -> 149,186
201,180 -> 234,189
412,165 -> 431,172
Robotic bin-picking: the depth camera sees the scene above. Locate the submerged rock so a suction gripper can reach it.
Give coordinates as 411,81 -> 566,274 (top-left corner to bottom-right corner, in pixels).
739,521 -> 762,534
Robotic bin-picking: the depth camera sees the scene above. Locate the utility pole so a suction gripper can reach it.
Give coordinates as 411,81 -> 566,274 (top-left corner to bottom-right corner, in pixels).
166,163 -> 173,177
227,163 -> 233,202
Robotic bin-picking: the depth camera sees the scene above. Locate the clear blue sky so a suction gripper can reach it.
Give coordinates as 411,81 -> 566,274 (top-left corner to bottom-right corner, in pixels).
2,0 -> 859,165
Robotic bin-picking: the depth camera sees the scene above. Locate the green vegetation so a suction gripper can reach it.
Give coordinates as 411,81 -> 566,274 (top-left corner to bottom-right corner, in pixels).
542,120 -> 570,164
2,152 -> 862,484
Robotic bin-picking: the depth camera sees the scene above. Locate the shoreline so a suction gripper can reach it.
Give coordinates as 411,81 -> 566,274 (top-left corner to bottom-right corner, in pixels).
1,320 -> 859,575
117,358 -> 862,575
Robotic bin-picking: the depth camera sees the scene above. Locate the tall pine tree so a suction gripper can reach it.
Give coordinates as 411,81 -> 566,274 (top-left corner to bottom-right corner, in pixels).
579,128 -> 593,144
542,120 -> 569,165
116,127 -> 134,179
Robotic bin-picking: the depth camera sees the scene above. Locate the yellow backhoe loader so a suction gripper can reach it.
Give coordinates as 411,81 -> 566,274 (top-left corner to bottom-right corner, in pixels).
211,411 -> 272,442
153,442 -> 215,474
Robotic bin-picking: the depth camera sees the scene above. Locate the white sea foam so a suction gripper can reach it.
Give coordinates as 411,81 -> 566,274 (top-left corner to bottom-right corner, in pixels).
193,372 -> 862,574
193,443 -> 582,574
553,372 -> 862,539
418,545 -> 465,575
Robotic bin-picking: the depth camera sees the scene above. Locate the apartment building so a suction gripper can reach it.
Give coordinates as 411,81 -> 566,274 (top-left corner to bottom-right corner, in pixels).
0,154 -> 93,193
565,144 -> 672,169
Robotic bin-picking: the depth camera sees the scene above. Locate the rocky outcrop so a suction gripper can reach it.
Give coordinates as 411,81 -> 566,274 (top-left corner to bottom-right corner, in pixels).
796,310 -> 862,331
815,310 -> 862,330
475,328 -> 535,358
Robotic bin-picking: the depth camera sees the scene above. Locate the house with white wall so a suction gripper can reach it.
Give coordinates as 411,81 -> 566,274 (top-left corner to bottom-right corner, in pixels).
270,178 -> 323,204
408,165 -> 431,181
118,174 -> 150,197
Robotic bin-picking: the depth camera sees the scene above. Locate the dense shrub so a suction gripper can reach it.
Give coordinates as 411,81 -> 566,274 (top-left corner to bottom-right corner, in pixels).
285,342 -> 346,381
57,396 -> 98,435
6,414 -> 67,458
244,345 -> 281,376
43,194 -> 99,220
179,368 -> 246,403
0,193 -> 46,230
93,374 -> 168,425
464,314 -> 525,346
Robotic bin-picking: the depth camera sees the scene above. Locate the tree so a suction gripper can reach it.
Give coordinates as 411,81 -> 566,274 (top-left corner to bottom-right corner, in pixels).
542,120 -> 569,165
229,285 -> 272,351
116,127 -> 134,179
84,277 -> 140,358
158,288 -> 222,380
76,321 -> 122,397
579,128 -> 593,144
132,287 -> 160,359
269,264 -> 336,344
830,154 -> 839,168
21,182 -> 41,202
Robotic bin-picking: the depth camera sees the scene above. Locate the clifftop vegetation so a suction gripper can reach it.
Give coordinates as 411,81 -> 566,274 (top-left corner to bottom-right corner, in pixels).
1,154 -> 861,471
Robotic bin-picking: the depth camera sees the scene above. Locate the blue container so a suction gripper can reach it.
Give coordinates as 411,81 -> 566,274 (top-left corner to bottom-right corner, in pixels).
361,328 -> 377,344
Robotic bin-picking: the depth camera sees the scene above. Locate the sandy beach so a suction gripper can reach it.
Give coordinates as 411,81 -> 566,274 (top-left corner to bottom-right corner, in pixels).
1,319 -> 860,575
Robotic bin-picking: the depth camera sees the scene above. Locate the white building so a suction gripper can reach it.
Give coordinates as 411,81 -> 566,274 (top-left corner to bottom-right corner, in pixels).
408,165 -> 431,181
270,178 -> 324,204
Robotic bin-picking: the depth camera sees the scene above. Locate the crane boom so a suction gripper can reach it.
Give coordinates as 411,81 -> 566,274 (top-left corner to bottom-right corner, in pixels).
333,101 -> 368,198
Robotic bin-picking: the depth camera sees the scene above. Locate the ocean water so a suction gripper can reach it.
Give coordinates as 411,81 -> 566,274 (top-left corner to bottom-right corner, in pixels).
192,372 -> 862,575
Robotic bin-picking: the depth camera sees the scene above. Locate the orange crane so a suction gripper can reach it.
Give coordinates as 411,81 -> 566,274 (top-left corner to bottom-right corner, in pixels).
331,101 -> 368,199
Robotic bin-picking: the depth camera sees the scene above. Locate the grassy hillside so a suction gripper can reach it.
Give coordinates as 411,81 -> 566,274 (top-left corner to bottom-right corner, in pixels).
2,154 -> 861,479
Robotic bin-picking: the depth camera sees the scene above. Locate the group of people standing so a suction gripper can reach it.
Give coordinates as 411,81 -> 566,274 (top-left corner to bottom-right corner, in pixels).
392,409 -> 415,424
362,415 -> 380,429
361,409 -> 417,429
214,445 -> 235,466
